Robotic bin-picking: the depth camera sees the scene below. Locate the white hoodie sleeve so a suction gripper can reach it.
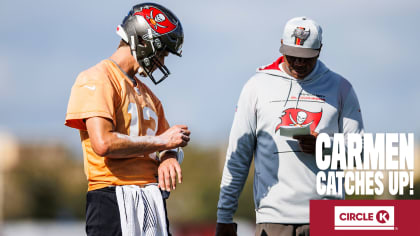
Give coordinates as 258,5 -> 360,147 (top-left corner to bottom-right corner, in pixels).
339,85 -> 364,134
217,79 -> 257,223
322,81 -> 364,156
336,82 -> 365,164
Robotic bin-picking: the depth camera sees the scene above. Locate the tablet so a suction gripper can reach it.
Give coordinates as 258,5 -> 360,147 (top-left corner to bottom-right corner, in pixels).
279,125 -> 311,137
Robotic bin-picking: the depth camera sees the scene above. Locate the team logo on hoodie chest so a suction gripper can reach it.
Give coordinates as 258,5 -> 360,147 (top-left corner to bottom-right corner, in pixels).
275,108 -> 322,133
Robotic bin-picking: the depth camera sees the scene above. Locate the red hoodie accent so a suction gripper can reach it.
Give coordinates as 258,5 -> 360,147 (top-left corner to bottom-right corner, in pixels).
258,56 -> 285,71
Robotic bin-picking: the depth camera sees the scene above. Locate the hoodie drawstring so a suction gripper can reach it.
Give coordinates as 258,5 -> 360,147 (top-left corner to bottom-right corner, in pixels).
295,87 -> 303,109
284,80 -> 303,109
284,80 -> 293,108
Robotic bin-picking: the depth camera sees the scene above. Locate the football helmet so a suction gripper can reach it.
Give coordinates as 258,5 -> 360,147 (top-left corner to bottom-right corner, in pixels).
116,3 -> 183,84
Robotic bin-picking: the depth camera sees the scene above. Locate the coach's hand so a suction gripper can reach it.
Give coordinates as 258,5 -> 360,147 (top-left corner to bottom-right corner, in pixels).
158,154 -> 182,191
293,131 -> 319,154
215,223 -> 237,236
159,125 -> 191,149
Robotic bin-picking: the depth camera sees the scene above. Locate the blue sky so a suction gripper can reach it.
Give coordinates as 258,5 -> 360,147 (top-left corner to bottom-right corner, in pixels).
0,0 -> 419,150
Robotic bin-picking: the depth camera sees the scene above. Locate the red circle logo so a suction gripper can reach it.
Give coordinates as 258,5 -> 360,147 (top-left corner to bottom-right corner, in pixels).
376,210 -> 389,224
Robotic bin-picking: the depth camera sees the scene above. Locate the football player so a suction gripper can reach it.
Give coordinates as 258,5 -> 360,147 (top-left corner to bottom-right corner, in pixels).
65,3 -> 189,235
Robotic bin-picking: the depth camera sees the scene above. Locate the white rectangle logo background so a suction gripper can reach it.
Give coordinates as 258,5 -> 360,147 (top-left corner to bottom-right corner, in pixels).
335,206 -> 394,229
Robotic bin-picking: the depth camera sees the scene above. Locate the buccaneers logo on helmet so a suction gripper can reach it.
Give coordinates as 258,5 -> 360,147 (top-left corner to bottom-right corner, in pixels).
135,7 -> 177,35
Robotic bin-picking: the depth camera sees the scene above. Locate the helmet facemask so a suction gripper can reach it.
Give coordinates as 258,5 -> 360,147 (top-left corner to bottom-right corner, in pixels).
142,50 -> 171,85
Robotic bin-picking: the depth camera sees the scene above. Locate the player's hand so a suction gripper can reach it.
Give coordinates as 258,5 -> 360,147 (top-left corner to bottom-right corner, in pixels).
293,131 -> 319,154
215,223 -> 237,236
158,125 -> 190,149
158,155 -> 182,191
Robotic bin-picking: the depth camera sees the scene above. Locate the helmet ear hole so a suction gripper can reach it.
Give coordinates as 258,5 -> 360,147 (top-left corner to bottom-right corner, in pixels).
137,36 -> 146,47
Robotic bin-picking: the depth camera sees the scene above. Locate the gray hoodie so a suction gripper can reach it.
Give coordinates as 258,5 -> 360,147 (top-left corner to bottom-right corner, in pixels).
217,57 -> 364,224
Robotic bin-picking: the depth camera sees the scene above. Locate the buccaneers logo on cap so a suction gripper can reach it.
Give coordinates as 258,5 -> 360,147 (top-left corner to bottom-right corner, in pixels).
135,7 -> 177,34
292,27 -> 310,46
275,108 -> 322,133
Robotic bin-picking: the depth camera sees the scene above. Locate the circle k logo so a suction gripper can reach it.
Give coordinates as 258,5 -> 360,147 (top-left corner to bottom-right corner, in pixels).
334,206 -> 395,230
376,210 -> 390,224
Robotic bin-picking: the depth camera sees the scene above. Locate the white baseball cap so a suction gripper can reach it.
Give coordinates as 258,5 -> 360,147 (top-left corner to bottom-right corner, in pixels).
280,16 -> 323,58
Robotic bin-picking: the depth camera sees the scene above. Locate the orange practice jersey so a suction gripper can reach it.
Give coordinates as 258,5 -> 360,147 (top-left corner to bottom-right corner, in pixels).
65,59 -> 170,191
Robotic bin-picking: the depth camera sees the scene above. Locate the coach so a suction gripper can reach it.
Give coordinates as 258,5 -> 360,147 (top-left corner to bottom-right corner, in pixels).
216,16 -> 364,236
